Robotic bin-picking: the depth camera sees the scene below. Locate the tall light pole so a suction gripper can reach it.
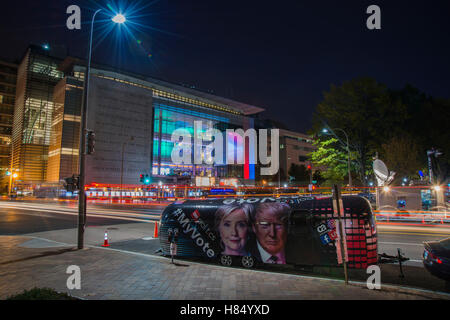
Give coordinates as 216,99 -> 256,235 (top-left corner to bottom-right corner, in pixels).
120,136 -> 134,202
78,10 -> 126,249
7,169 -> 18,197
322,127 -> 352,189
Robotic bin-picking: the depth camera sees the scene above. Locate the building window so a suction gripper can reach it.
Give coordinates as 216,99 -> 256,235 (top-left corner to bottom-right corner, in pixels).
299,155 -> 308,162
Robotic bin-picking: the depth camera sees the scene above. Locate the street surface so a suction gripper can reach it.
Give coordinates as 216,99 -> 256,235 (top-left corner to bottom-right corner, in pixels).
1,200 -> 448,264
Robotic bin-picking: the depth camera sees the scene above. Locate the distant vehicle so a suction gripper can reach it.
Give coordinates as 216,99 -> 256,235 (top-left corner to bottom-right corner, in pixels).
423,238 -> 450,285
358,192 -> 375,204
207,188 -> 236,196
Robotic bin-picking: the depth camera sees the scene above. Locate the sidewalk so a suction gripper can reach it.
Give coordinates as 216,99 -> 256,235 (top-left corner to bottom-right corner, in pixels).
1,235 -> 449,300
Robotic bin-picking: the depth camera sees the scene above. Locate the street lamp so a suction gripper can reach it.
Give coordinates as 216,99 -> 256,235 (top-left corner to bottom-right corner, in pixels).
7,169 -> 19,196
322,127 -> 352,188
120,136 -> 134,202
112,13 -> 126,24
77,9 -> 127,249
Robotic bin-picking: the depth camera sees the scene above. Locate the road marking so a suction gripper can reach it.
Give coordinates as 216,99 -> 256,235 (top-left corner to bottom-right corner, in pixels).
0,203 -> 161,223
1,205 -> 156,223
379,242 -> 423,246
379,231 -> 450,237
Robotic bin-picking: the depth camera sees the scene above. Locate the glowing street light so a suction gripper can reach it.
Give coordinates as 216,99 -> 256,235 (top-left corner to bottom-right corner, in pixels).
383,186 -> 390,192
433,185 -> 441,192
112,13 -> 126,24
8,169 -> 19,196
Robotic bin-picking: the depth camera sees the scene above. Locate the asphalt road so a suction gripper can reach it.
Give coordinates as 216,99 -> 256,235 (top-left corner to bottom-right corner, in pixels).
0,200 -> 164,235
1,200 -> 449,259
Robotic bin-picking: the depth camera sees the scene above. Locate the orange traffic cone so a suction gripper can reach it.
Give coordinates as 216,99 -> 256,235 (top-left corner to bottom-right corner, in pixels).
102,231 -> 110,247
153,222 -> 159,238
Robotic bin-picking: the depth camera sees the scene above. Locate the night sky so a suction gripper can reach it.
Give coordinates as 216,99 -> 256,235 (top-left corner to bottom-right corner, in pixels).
1,0 -> 449,133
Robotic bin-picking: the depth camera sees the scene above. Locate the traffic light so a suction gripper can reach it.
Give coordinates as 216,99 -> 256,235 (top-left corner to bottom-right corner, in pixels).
64,175 -> 79,192
86,130 -> 95,154
139,174 -> 151,185
307,165 -> 312,171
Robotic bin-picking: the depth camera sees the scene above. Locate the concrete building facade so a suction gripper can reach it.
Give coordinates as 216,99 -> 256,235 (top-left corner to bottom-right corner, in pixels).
279,128 -> 315,179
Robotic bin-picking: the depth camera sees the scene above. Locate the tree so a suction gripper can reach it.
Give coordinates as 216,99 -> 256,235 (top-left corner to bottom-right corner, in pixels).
381,134 -> 422,182
310,137 -> 349,183
389,86 -> 450,182
312,170 -> 325,185
288,164 -> 309,184
312,77 -> 407,185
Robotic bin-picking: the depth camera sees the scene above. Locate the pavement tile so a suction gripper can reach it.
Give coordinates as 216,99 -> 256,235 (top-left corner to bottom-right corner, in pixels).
0,235 -> 449,300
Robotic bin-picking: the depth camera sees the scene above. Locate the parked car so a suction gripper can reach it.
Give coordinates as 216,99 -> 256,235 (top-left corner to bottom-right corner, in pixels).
423,237 -> 450,286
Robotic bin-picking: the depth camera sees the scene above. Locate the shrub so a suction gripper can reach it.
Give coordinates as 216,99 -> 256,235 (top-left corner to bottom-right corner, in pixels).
7,287 -> 79,300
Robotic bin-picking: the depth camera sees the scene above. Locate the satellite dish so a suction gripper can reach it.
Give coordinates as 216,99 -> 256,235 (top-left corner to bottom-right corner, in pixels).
373,159 -> 388,184
373,159 -> 395,186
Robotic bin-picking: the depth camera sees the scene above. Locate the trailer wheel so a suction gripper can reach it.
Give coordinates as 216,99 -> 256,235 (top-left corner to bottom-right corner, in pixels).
220,255 -> 233,267
241,255 -> 255,268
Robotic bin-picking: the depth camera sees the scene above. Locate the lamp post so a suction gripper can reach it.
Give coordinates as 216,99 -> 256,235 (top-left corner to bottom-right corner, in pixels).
7,169 -> 18,197
322,128 -> 352,189
120,136 -> 134,202
77,9 -> 126,249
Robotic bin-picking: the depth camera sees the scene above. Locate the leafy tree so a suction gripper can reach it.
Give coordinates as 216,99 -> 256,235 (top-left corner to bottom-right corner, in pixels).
288,163 -> 309,183
381,134 -> 423,182
389,86 -> 450,182
312,170 -> 325,185
310,137 -> 349,183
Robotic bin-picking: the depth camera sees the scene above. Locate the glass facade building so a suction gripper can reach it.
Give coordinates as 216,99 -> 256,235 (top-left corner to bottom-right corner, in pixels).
11,45 -> 63,186
151,96 -> 250,180
0,60 -> 17,193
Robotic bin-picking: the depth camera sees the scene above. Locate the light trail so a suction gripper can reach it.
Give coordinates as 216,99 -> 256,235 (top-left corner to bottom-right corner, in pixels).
0,202 -> 161,223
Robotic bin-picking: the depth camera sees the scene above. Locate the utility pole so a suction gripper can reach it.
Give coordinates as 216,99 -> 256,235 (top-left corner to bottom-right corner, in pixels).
427,148 -> 443,184
78,9 -> 102,250
332,184 -> 348,284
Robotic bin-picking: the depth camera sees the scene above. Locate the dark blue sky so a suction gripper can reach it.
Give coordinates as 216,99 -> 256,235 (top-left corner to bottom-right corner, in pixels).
1,0 -> 449,132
